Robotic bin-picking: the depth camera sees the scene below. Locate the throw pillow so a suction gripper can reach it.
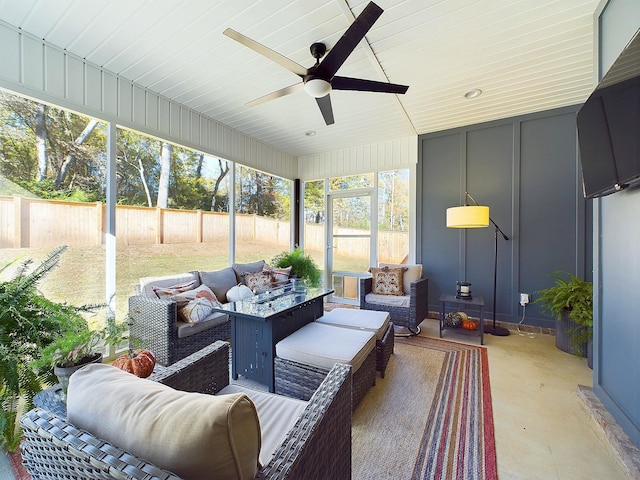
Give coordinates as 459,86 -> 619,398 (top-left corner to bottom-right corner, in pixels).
379,263 -> 423,294
232,260 -> 266,283
172,284 -> 220,305
369,266 -> 406,296
152,280 -> 197,302
68,364 -> 261,480
244,271 -> 273,292
179,295 -> 218,324
199,267 -> 238,303
263,264 -> 292,285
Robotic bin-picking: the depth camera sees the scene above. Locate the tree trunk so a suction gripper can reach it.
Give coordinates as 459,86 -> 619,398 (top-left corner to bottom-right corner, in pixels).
35,103 -> 47,181
55,119 -> 99,188
211,159 -> 229,211
157,142 -> 172,208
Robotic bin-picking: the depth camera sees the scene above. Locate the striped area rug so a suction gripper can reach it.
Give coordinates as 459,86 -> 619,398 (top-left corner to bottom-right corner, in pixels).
352,335 -> 497,480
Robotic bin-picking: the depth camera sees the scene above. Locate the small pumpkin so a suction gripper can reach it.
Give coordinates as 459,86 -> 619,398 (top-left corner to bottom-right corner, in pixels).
112,349 -> 156,378
462,319 -> 478,331
226,284 -> 254,302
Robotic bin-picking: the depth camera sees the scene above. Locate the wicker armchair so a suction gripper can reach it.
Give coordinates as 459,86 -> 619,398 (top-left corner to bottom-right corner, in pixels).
20,341 -> 353,480
359,269 -> 429,336
128,294 -> 231,366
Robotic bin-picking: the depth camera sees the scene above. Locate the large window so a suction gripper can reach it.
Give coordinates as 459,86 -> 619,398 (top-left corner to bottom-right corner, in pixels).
1,90 -> 295,353
234,164 -> 292,265
378,170 -> 410,264
0,89 -> 108,316
115,128 -> 231,319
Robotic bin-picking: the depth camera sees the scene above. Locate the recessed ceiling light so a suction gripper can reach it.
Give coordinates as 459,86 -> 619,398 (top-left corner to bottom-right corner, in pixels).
305,130 -> 317,137
464,88 -> 482,99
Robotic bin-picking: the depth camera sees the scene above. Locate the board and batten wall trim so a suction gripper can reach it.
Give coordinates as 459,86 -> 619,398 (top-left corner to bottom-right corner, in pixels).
0,20 -> 297,180
297,136 -> 418,181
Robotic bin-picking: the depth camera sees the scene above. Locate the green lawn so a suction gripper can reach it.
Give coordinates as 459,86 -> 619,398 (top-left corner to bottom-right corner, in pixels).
1,242 -> 372,322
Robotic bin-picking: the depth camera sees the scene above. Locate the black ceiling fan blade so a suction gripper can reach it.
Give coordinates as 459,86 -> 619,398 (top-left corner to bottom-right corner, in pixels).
315,95 -> 335,125
316,2 -> 383,79
224,28 -> 308,77
332,76 -> 409,94
246,82 -> 304,107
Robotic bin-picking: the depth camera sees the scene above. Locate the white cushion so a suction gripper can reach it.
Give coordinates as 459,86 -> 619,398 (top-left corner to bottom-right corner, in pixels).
219,384 -> 307,465
378,263 -> 423,294
139,272 -> 199,298
365,292 -> 411,309
276,322 -> 375,372
316,308 -> 390,340
68,364 -> 260,480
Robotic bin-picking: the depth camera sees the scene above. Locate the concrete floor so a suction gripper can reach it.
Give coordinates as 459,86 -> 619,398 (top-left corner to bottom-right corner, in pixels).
1,316 -> 636,479
419,317 -> 634,480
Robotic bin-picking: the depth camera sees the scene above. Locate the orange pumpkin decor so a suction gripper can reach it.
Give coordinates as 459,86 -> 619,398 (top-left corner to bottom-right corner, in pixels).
461,319 -> 478,331
112,349 -> 156,378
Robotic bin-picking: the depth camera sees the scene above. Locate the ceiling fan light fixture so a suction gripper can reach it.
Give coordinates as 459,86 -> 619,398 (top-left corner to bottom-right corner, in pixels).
304,78 -> 332,98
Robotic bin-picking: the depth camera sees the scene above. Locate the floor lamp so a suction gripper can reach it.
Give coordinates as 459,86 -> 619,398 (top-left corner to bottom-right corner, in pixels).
446,192 -> 510,337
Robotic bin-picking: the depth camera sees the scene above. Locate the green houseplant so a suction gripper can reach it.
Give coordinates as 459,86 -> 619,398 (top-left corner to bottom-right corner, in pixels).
34,315 -> 128,396
534,271 -> 593,357
272,247 -> 322,287
0,246 -> 103,451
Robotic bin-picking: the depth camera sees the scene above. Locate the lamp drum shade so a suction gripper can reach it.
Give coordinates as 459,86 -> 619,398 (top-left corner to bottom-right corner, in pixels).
446,205 -> 489,228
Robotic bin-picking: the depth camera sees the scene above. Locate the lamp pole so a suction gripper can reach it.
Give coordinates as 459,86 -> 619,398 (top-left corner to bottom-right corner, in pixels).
486,218 -> 510,336
463,192 -> 510,336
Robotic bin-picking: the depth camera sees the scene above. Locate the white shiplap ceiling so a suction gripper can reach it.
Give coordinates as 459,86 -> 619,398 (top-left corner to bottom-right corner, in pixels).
0,0 -> 601,158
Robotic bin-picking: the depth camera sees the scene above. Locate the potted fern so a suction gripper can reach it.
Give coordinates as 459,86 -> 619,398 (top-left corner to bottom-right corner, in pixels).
272,247 -> 322,287
0,246 -> 99,452
534,271 -> 593,360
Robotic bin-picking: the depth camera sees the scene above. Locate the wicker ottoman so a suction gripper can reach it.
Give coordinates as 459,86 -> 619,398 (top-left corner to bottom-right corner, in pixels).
316,308 -> 394,378
275,322 -> 376,410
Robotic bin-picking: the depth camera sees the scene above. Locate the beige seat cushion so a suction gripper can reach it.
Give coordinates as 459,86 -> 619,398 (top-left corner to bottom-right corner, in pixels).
365,292 -> 411,308
219,384 -> 307,465
276,322 -> 375,372
177,311 -> 229,338
316,308 -> 390,340
378,263 -> 423,294
68,364 -> 260,480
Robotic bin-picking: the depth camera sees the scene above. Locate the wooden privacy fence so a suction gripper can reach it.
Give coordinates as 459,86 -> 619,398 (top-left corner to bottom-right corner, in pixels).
0,196 -> 408,261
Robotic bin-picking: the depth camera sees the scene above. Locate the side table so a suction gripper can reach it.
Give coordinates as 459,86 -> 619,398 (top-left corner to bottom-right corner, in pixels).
438,293 -> 485,345
33,385 -> 67,419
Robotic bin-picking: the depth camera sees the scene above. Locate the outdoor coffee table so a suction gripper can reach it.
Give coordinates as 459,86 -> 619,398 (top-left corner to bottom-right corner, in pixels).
214,286 -> 333,392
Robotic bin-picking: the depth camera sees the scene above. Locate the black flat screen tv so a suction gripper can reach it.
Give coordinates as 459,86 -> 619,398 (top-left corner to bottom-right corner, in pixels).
577,27 -> 640,199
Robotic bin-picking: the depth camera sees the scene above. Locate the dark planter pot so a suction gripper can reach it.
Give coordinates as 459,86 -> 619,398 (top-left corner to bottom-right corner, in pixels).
555,311 -> 588,357
587,338 -> 593,369
54,352 -> 103,399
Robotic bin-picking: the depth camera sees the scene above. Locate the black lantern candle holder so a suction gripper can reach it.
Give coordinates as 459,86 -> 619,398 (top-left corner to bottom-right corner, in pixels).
456,281 -> 472,299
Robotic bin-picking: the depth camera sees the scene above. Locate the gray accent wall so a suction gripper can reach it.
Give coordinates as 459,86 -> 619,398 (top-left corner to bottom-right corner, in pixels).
593,0 -> 640,449
417,106 -> 586,329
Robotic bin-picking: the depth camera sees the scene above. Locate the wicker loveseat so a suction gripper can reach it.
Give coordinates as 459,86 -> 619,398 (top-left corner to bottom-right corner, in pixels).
359,263 -> 429,335
128,260 -> 267,366
20,340 -> 353,480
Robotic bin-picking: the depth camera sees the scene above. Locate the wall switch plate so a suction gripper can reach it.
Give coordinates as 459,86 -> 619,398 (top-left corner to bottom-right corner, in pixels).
519,293 -> 530,305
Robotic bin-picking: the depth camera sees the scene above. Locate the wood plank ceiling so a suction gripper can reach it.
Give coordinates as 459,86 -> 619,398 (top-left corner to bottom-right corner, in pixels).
0,0 -> 601,158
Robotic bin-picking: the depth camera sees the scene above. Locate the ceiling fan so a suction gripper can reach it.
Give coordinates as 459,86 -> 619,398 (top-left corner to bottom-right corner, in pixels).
223,1 -> 409,126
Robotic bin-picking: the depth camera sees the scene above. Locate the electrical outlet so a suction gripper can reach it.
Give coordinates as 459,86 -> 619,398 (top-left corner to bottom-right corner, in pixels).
519,293 -> 530,305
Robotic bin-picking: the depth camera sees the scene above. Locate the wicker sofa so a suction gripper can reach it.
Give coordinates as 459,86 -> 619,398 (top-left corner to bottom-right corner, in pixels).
128,260 -> 267,366
20,340 -> 353,480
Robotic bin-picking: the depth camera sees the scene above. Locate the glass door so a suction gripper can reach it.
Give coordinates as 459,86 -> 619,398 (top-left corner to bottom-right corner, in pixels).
327,192 -> 372,304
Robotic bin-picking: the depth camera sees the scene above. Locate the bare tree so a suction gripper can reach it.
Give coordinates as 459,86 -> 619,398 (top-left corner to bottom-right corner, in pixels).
157,142 -> 172,208
211,159 -> 229,211
55,119 -> 98,188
